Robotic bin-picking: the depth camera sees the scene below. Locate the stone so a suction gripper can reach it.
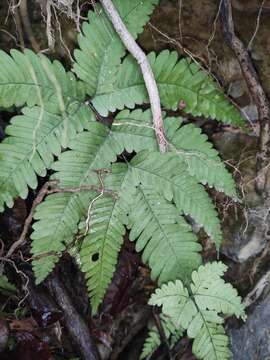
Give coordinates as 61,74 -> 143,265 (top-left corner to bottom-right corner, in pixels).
229,290 -> 270,359
241,104 -> 259,122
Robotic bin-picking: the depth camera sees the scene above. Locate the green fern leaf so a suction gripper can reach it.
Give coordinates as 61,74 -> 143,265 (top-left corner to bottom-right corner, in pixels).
0,49 -> 85,108
31,122 -> 124,284
129,151 -> 222,247
78,156 -> 200,312
167,119 -> 237,199
190,262 -> 245,316
51,122 -> 122,188
140,315 -> 183,359
127,186 -> 202,284
73,0 -> 158,96
78,157 -> 201,309
0,104 -> 94,212
141,327 -> 161,360
111,109 -> 157,152
149,262 -> 246,360
111,110 -> 237,198
92,50 -> 244,126
80,164 -> 130,313
31,192 -> 94,284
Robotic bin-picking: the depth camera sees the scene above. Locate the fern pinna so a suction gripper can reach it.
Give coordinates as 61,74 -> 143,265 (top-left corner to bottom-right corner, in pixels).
0,0 -> 246,358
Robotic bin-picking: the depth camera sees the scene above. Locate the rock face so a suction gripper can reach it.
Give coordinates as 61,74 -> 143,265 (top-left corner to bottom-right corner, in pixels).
229,291 -> 270,359
212,131 -> 268,263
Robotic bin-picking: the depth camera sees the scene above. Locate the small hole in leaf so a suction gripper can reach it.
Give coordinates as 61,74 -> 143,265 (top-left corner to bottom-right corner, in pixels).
91,253 -> 99,262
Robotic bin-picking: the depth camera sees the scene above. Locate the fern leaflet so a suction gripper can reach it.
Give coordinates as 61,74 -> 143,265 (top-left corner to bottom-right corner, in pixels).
0,104 -> 94,211
140,315 -> 183,359
167,119 -> 237,199
0,49 -> 85,108
127,186 -> 202,284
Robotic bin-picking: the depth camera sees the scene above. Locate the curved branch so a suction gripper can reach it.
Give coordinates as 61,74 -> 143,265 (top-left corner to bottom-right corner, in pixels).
99,0 -> 167,153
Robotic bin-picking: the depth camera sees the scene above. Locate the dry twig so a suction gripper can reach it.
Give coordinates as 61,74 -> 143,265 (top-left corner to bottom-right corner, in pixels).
5,180 -> 115,259
5,180 -> 57,259
99,0 -> 167,153
248,0 -> 266,50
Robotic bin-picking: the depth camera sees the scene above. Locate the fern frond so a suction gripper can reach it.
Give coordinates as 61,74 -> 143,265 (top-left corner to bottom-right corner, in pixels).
31,191 -> 94,284
141,327 -> 161,360
127,186 -> 202,284
80,164 -> 130,313
111,110 -> 237,198
31,122 -> 125,284
140,315 -> 183,359
92,50 -> 244,126
0,104 -> 94,211
149,262 -> 246,360
129,151 -> 222,247
0,49 -> 85,108
73,0 -> 158,96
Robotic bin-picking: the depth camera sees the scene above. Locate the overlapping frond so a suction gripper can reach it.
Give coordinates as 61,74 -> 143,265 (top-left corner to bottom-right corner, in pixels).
111,110 -> 237,198
93,50 -> 244,126
0,104 -> 94,211
127,186 -> 202,284
149,262 -> 246,360
129,151 -> 222,247
73,0 -> 158,96
111,109 -> 157,152
0,49 -> 86,108
76,154 -> 198,312
31,123 -> 125,285
51,122 -> 121,188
